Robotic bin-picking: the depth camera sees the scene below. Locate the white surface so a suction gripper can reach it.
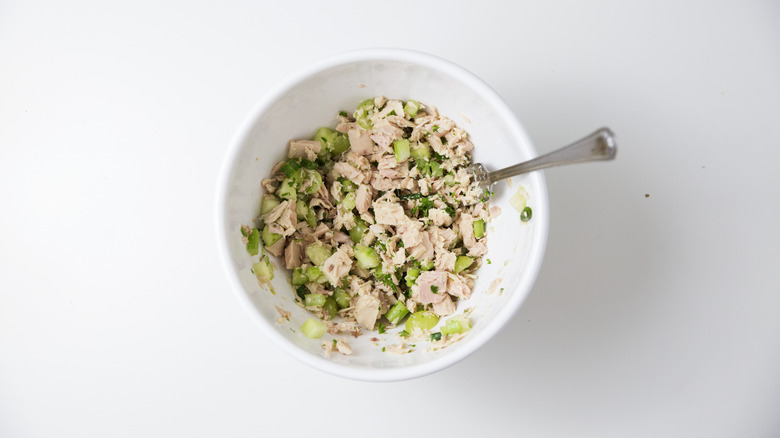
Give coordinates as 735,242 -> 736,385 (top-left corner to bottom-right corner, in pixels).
1,0 -> 779,436
217,49 -> 548,380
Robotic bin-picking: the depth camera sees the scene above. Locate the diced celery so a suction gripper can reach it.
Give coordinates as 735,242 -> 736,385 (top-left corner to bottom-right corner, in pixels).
314,127 -> 338,148
386,301 -> 409,325
260,194 -> 281,215
405,267 -> 420,287
331,133 -> 350,155
429,160 -> 443,177
262,224 -> 282,247
349,219 -> 367,244
443,174 -> 456,186
453,256 -> 474,274
334,288 -> 351,308
473,219 -> 485,239
405,311 -> 439,332
420,260 -> 435,271
305,209 -> 317,228
305,266 -> 327,283
301,170 -> 322,195
301,317 -> 327,339
341,192 -> 356,211
440,315 -> 472,335
510,187 -> 528,213
295,200 -> 308,220
246,228 -> 260,256
304,293 -> 327,307
354,100 -> 374,130
341,179 -> 356,193
306,243 -> 331,266
291,268 -> 308,285
323,297 -> 338,320
354,244 -> 380,269
393,139 -> 411,162
410,142 -> 431,159
252,256 -> 274,283
403,100 -> 421,117
277,178 -> 297,200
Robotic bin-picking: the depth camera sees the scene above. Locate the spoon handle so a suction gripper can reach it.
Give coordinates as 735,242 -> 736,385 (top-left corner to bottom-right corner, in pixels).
486,127 -> 617,184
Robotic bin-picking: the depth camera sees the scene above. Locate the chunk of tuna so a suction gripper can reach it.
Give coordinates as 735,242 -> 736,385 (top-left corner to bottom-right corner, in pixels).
288,139 -> 321,160
355,294 -> 381,330
322,245 -> 354,286
347,129 -> 374,156
416,270 -> 448,304
373,202 -> 407,226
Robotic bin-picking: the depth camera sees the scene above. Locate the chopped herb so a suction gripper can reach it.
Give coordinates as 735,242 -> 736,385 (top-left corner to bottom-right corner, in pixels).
338,111 -> 348,117
431,151 -> 446,162
487,259 -> 492,264
377,322 -> 386,334
397,240 -> 404,248
443,204 -> 455,217
378,274 -> 397,293
296,286 -> 307,300
382,347 -> 386,352
300,159 -> 318,169
521,206 -> 533,222
320,137 -> 327,144
432,125 -> 439,132
431,286 -> 439,294
430,332 -> 442,341
500,288 -> 504,292
332,339 -> 337,347
399,192 -> 423,200
398,330 -> 410,337
480,190 -> 494,203
387,109 -> 396,116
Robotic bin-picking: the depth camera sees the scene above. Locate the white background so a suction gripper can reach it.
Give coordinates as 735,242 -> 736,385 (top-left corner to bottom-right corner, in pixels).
2,0 -> 779,437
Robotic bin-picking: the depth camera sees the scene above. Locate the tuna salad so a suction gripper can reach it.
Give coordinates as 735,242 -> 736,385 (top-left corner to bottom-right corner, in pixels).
244,97 -> 495,343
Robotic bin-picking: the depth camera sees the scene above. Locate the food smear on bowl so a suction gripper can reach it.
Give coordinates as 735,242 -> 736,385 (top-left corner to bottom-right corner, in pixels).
242,97 -> 501,351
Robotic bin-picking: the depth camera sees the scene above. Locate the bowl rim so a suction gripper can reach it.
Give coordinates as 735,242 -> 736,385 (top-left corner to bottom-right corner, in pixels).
215,48 -> 549,381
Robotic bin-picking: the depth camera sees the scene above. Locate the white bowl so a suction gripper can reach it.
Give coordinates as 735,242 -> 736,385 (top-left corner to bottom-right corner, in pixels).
216,48 -> 548,381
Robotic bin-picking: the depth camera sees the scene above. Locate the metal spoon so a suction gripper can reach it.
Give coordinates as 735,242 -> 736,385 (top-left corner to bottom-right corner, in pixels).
469,127 -> 617,193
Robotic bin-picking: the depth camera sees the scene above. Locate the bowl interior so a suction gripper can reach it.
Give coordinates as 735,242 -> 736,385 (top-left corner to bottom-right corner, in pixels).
218,51 -> 548,380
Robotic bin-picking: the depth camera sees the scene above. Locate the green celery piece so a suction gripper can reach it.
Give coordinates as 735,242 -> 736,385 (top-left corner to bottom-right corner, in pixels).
304,293 -> 327,307
301,318 -> 327,338
386,301 -> 409,325
261,224 -> 282,247
246,228 -> 260,256
405,311 -> 439,332
334,288 -> 351,308
393,139 -> 411,162
453,256 -> 474,274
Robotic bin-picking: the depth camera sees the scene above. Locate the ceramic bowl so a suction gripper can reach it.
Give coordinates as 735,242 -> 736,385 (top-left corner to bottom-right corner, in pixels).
216,48 -> 548,381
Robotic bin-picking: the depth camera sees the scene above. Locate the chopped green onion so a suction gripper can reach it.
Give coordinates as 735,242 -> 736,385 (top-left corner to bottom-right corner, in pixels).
393,139 -> 411,162
399,192 -> 422,201
299,159 -> 319,170
280,159 -> 301,178
377,322 -> 386,334
338,111 -> 348,117
246,228 -> 260,256
453,256 -> 474,274
473,219 -> 485,239
304,293 -> 327,307
521,206 -> 533,222
301,318 -> 327,339
296,285 -> 307,300
431,285 -> 439,294
405,311 -> 439,332
430,332 -> 442,341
